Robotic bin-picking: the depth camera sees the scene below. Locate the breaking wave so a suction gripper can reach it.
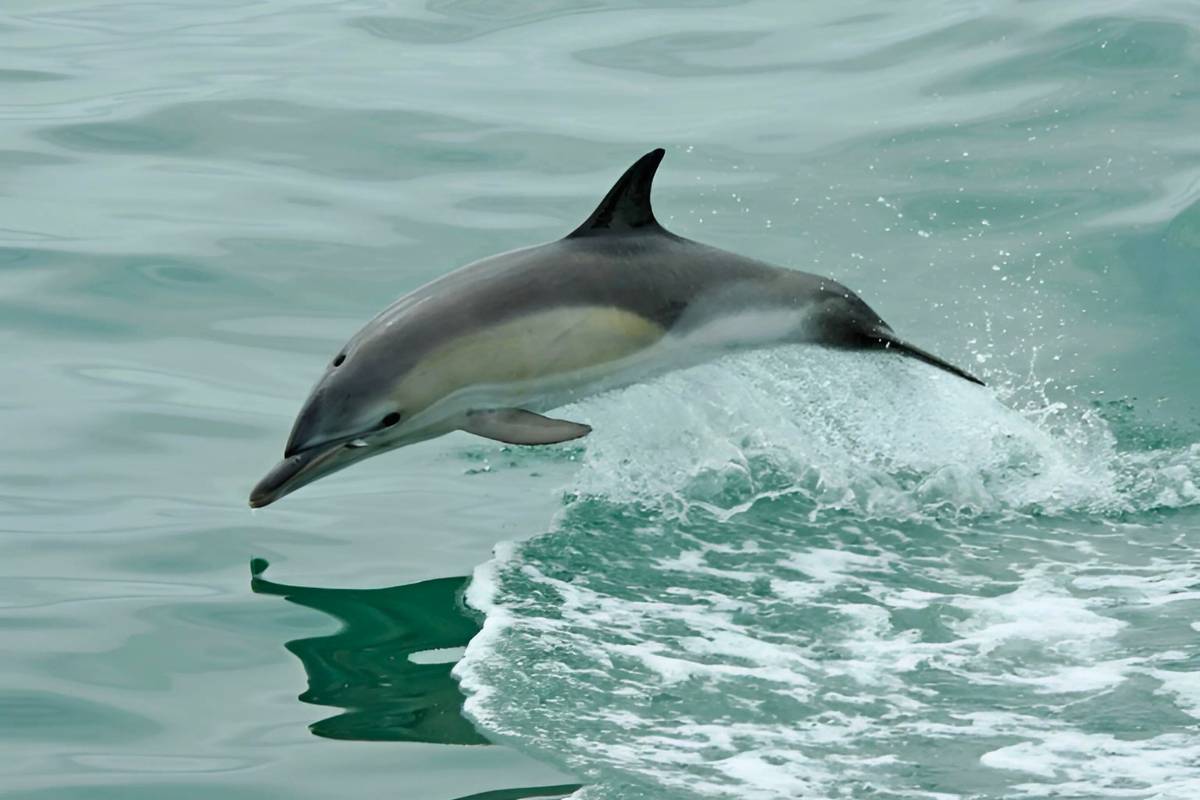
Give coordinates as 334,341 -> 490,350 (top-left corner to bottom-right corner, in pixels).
455,348 -> 1200,800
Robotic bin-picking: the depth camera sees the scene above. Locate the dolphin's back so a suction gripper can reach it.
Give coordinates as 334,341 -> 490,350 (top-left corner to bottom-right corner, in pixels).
348,233 -> 791,370
345,147 -> 891,380
336,144 -> 978,407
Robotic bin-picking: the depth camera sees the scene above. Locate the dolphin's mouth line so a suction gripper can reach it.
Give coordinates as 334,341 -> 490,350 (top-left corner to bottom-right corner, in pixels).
282,429 -> 374,460
249,434 -> 375,508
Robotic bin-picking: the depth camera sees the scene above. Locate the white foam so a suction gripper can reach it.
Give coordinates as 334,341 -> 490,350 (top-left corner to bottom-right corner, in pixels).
555,348 -> 1200,520
1150,669 -> 1200,719
980,731 -> 1200,799
455,348 -> 1200,800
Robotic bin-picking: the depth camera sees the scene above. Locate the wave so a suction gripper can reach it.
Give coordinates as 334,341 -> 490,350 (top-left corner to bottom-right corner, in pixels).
559,347 -> 1198,520
455,348 -> 1200,800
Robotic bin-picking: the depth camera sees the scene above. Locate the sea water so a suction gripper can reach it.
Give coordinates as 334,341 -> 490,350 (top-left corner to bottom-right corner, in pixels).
2,2 -> 1197,799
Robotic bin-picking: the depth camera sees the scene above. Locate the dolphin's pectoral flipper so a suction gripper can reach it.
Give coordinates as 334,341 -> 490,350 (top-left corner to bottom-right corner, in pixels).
461,409 -> 592,446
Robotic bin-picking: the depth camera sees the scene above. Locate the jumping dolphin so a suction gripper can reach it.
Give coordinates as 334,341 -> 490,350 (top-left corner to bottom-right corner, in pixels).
249,149 -> 981,508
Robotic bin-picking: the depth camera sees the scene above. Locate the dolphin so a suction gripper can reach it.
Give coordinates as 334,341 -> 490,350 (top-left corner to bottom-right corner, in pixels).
249,148 -> 981,508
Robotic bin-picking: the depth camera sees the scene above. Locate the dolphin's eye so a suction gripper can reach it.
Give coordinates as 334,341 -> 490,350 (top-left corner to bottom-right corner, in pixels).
381,412 -> 402,428
332,354 -> 345,367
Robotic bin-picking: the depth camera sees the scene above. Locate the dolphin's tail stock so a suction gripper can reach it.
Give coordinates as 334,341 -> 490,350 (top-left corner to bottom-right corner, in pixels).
871,329 -> 985,386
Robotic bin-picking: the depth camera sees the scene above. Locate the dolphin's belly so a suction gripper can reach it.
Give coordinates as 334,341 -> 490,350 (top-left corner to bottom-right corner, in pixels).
395,305 -> 666,413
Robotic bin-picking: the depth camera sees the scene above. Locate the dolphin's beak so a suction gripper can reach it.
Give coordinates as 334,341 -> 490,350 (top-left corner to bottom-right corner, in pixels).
249,440 -> 354,508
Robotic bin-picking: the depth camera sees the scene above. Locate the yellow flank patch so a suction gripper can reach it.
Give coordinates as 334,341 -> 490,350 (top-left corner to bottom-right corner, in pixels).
395,306 -> 665,409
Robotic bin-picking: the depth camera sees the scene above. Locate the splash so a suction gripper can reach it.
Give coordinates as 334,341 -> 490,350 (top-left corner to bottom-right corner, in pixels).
455,348 -> 1200,800
562,347 -> 1198,520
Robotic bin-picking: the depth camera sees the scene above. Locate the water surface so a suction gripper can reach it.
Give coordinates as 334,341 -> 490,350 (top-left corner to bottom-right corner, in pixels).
2,1 -> 1198,799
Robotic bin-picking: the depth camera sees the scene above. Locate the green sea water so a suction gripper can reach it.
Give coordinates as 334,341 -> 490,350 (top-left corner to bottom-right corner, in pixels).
2,2 -> 1198,799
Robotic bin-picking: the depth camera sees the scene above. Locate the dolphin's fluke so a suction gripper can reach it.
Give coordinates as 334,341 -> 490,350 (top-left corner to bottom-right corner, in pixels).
568,148 -> 666,237
872,330 -> 984,386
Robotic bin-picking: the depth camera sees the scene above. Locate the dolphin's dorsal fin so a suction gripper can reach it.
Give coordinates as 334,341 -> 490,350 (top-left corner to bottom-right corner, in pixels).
567,148 -> 665,237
